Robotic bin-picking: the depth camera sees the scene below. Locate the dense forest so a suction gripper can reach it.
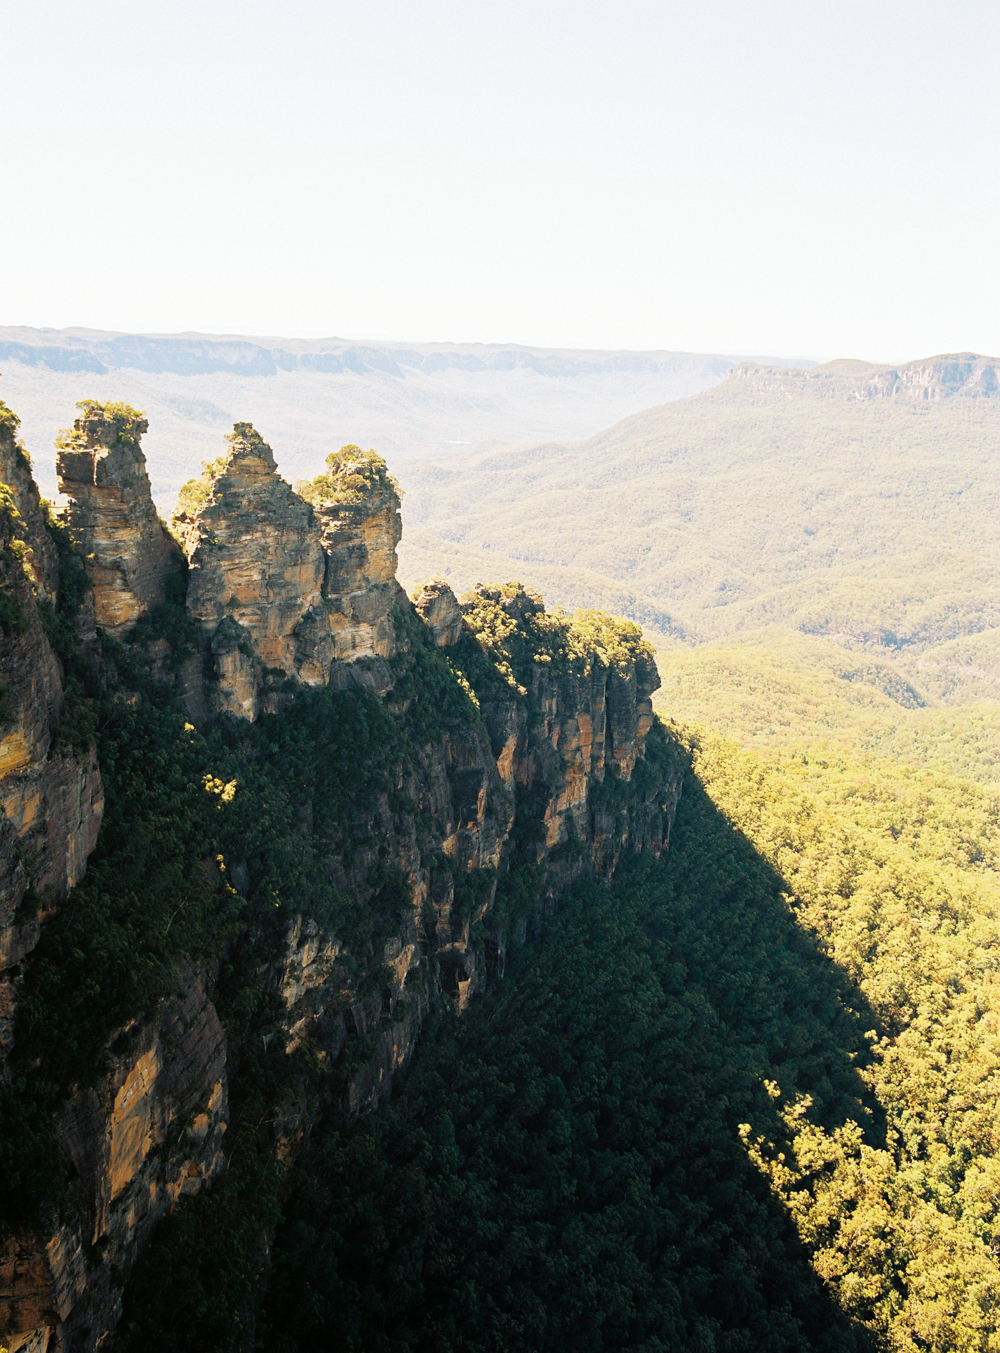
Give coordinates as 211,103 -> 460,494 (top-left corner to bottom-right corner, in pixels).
2,375 -> 997,1351
116,720 -> 999,1352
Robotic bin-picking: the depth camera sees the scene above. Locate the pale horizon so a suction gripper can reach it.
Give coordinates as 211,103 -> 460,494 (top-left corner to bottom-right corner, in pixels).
3,0 -> 997,362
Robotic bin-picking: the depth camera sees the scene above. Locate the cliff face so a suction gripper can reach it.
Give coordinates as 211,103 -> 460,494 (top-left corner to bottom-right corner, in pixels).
173,430 -> 402,718
0,406 -> 103,1059
732,351 -> 999,402
1,968 -> 227,1351
55,402 -> 180,634
1,411 -> 682,1353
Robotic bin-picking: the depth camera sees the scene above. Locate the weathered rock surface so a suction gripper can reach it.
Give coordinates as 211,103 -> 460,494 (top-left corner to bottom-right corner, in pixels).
413,578 -> 464,647
459,584 -> 668,874
0,966 -> 227,1352
56,401 -> 179,634
173,429 -> 403,717
2,411 -> 682,1353
0,411 -> 58,604
0,406 -> 103,1059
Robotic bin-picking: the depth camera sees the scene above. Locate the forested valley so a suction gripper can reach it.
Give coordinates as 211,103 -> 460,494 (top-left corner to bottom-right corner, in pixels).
1,355 -> 997,1352
123,718 -> 1000,1351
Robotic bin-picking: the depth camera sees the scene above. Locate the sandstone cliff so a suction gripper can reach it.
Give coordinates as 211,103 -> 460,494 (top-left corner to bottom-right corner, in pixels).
172,431 -> 402,718
0,404 -> 103,1060
1,967 -> 227,1352
1,408 -> 682,1353
732,351 -> 999,402
55,401 -> 180,635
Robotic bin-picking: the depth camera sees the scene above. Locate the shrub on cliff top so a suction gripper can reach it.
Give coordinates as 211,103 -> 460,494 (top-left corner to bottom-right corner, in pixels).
0,399 -> 33,471
296,444 -> 400,507
55,398 -> 148,451
461,581 -> 655,691
0,399 -> 19,438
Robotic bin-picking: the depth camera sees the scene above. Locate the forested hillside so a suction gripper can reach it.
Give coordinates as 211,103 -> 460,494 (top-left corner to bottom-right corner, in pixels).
652,629 -> 999,789
0,328 -> 771,502
220,725 -> 997,1353
398,354 -> 999,666
2,359 -> 997,1351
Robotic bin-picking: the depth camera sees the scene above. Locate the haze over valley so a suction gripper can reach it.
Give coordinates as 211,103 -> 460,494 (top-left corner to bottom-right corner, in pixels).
0,326 -> 800,503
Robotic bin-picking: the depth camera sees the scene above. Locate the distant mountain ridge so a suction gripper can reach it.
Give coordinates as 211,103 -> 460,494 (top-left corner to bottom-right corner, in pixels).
0,326 -> 809,502
398,350 -> 999,689
732,351 -> 998,401
0,325 -> 802,381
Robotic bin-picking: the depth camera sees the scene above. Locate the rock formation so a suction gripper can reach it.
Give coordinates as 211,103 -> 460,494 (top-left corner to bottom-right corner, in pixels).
0,403 -> 103,1058
413,578 -> 464,646
56,401 -> 180,634
172,431 -> 402,717
455,584 -> 665,870
0,966 -> 227,1351
1,408 -> 682,1353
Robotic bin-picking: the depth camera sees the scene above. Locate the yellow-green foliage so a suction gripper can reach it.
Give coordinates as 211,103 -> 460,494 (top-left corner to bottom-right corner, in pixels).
296,444 -> 400,507
653,628 -> 1000,788
399,379 -> 999,655
55,398 -> 148,451
688,727 -> 1000,1349
460,580 -> 654,693
0,399 -> 33,474
175,455 -> 228,515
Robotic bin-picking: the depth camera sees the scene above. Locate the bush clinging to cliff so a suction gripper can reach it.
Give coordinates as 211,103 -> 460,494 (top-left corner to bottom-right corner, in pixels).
55,398 -> 148,451
460,580 -> 656,691
296,444 -> 400,506
174,455 -> 229,516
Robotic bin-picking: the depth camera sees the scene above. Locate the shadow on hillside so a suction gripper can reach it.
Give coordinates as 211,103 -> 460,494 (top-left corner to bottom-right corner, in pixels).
119,767 -> 890,1353
622,766 -> 892,1345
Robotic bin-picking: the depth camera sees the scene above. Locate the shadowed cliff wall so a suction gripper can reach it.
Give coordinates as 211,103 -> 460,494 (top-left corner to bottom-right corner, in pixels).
0,409 -> 683,1353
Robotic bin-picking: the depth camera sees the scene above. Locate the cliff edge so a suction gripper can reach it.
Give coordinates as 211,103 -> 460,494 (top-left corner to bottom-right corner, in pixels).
0,407 -> 683,1353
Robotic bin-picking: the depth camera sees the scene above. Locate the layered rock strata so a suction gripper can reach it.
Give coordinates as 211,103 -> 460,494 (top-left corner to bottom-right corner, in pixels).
0,967 -> 227,1352
2,411 -> 682,1353
55,401 -> 180,634
0,406 -> 103,1058
172,429 -> 402,718
733,351 -> 999,402
455,584 -> 666,874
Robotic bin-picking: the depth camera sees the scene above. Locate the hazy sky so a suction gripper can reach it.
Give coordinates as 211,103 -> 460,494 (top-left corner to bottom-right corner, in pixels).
2,0 -> 997,360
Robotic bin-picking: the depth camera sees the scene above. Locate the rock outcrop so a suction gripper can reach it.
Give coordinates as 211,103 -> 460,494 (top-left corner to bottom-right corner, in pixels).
456,584 -> 666,873
2,409 -> 683,1353
0,404 -> 103,1058
413,578 -> 464,647
172,431 -> 402,718
0,966 -> 227,1351
56,401 -> 179,634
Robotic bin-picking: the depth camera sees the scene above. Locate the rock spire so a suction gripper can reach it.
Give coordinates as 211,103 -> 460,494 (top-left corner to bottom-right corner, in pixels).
172,430 -> 403,718
56,400 -> 180,633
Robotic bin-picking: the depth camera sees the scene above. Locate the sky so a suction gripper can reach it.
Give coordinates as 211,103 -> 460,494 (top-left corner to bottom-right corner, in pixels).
1,0 -> 997,361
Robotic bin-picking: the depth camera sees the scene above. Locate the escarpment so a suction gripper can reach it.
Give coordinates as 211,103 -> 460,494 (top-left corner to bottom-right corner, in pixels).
0,404 -> 103,1058
1,406 -> 683,1353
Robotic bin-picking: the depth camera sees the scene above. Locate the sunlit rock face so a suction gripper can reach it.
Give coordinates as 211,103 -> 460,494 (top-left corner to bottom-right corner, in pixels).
413,578 -> 464,647
172,428 -> 402,717
56,401 -> 180,634
0,410 -> 683,1353
458,583 -> 666,874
